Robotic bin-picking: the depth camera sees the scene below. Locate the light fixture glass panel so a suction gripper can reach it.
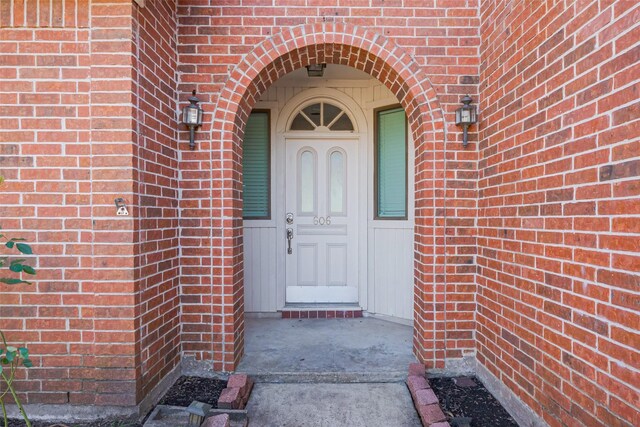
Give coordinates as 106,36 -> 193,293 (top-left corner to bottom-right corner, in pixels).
185,108 -> 196,124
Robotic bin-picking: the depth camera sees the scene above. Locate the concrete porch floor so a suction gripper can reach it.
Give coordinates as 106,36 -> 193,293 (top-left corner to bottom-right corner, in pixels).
237,317 -> 417,382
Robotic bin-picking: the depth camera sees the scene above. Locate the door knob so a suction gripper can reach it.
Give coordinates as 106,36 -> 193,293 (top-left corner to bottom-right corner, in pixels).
286,212 -> 294,224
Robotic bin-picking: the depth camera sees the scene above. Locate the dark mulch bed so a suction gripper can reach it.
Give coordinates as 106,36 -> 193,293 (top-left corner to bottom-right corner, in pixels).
8,376 -> 226,427
7,416 -> 142,427
157,375 -> 227,407
430,376 -> 518,427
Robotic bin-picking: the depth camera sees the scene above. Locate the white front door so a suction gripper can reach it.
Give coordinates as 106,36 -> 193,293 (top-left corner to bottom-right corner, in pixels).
285,138 -> 359,303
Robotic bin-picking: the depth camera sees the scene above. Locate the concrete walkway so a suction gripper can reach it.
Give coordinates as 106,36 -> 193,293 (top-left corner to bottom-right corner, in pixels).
246,383 -> 422,426
237,317 -> 416,382
239,317 -> 421,426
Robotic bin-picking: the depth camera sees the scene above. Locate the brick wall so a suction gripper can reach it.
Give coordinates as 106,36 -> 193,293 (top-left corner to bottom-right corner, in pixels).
0,0 -> 96,405
0,0 -> 179,406
132,0 -> 181,402
2,0 -> 637,420
176,0 -> 481,371
89,0 -> 139,406
477,1 -> 640,426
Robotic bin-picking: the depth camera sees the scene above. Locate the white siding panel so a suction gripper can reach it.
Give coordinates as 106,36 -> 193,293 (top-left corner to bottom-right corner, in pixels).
244,227 -> 277,312
373,227 -> 414,320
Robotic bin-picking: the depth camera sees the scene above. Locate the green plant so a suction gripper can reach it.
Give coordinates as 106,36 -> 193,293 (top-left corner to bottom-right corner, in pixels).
0,331 -> 32,427
0,176 -> 36,427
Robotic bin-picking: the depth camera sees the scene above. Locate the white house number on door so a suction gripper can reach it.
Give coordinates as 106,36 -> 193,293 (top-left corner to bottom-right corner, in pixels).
313,216 -> 331,225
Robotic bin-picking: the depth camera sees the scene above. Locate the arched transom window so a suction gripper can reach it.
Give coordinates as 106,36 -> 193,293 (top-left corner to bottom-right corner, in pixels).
289,102 -> 355,132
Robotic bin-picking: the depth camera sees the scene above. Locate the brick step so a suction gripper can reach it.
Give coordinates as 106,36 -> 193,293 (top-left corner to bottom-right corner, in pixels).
280,305 -> 363,319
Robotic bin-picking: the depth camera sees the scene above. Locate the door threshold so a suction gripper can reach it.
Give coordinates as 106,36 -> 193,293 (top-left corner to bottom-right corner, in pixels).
280,304 -> 363,319
282,303 -> 362,310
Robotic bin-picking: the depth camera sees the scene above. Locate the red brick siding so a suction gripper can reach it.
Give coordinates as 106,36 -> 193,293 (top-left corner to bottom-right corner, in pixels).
132,0 -> 181,402
2,0 -> 183,406
0,0 -> 96,406
478,1 -> 640,426
4,2 -> 636,422
88,0 -> 139,407
0,0 -> 142,406
176,0 -> 480,372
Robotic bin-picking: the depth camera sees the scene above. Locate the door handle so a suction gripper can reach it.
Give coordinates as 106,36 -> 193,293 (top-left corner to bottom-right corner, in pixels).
286,228 -> 293,254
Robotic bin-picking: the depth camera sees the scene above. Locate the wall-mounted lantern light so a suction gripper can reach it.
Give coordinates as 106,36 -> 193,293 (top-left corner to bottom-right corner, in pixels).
182,91 -> 203,150
306,63 -> 326,77
455,95 -> 477,148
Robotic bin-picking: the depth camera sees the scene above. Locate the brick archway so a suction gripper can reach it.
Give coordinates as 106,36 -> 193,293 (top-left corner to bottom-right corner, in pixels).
209,22 -> 447,371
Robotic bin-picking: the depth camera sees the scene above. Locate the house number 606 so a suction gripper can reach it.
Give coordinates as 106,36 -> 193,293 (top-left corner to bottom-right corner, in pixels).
313,216 -> 331,225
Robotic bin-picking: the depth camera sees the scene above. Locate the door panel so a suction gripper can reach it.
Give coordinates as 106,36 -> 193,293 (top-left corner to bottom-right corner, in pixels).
296,244 -> 318,286
285,139 -> 359,303
327,244 -> 347,286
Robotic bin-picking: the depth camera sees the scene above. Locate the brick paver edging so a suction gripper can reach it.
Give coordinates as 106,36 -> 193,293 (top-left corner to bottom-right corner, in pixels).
201,414 -> 230,427
407,363 -> 451,427
217,374 -> 254,410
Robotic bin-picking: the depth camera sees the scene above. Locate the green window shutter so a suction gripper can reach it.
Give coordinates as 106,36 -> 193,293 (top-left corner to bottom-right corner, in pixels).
243,112 -> 270,219
376,107 -> 407,218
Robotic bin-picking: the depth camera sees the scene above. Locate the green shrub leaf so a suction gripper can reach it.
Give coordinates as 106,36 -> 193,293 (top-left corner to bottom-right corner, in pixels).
5,241 -> 14,249
0,278 -> 30,285
22,265 -> 36,275
23,358 -> 33,368
9,263 -> 22,273
16,243 -> 32,254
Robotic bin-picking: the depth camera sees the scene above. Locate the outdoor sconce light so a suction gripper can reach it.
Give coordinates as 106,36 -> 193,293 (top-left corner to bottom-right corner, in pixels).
186,400 -> 212,426
306,63 -> 326,77
455,95 -> 477,148
182,91 -> 203,150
